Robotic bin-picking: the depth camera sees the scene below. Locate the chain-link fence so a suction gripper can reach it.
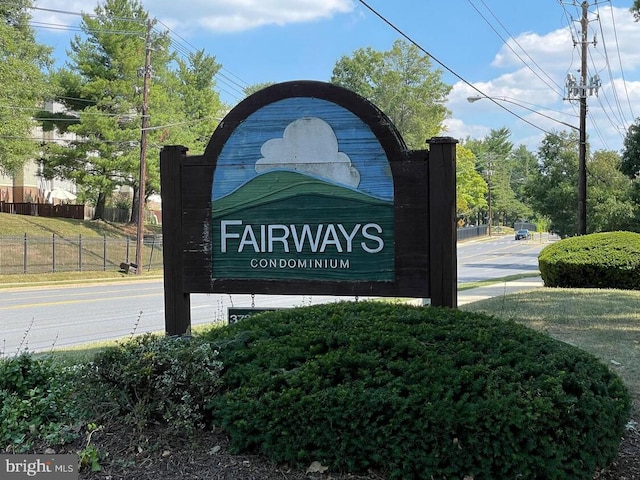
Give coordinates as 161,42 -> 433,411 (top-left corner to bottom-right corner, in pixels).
0,234 -> 163,275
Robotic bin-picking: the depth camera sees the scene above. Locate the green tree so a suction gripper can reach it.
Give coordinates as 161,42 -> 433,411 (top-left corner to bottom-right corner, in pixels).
588,150 -> 639,232
168,50 -> 224,154
0,0 -> 54,175
527,133 -> 638,236
621,118 -> 640,178
44,0 -> 223,220
243,82 -> 275,97
525,131 -> 580,237
456,145 -> 487,223
465,128 -> 533,227
632,0 -> 640,21
44,0 -> 167,219
330,39 -> 451,149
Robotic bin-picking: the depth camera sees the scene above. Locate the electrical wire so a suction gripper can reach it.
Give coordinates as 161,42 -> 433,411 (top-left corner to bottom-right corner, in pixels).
14,3 -> 249,105
468,0 -> 564,96
154,20 -> 247,101
605,1 -> 635,120
356,0 -> 555,136
592,8 -> 629,131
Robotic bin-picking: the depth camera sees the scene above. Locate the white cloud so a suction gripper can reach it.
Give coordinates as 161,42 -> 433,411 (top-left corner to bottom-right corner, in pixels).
33,0 -> 354,33
30,1 -> 90,33
255,117 -> 361,188
193,0 -> 355,32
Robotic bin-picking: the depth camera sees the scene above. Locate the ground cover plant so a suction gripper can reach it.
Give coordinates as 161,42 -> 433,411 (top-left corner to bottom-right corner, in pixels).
0,353 -> 81,452
202,301 -> 630,480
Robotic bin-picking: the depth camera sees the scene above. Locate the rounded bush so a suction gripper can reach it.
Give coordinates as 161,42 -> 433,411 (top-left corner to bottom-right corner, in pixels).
202,301 -> 630,480
539,231 -> 640,288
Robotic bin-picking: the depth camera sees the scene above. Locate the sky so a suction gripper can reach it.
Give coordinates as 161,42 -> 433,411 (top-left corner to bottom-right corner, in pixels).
30,0 -> 640,154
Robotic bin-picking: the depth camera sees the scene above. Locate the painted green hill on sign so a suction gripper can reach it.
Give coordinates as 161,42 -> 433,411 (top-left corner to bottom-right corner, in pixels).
212,170 -> 390,217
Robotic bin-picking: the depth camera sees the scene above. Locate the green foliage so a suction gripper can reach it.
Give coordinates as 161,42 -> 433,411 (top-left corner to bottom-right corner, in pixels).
621,118 -> 640,178
203,301 -> 630,480
539,231 -> 640,289
527,132 -> 638,236
78,423 -> 106,472
80,334 -> 223,435
588,150 -> 640,232
0,354 -> 80,451
456,145 -> 487,220
45,0 -> 223,218
331,39 -> 451,149
525,131 -> 580,236
0,0 -> 55,175
465,130 -> 533,227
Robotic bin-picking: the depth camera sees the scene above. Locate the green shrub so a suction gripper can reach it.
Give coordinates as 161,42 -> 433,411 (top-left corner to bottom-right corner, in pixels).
0,354 -> 80,451
80,334 -> 223,435
539,231 -> 640,288
202,301 -> 630,480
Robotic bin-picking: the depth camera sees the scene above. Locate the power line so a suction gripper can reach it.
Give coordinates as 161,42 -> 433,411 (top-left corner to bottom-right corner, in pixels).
468,0 -> 564,96
356,0 -> 555,136
17,3 -> 249,104
154,20 -> 247,101
603,1 -> 635,121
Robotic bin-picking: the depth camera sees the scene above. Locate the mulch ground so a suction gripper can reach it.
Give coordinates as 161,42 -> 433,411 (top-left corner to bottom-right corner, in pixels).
36,414 -> 639,480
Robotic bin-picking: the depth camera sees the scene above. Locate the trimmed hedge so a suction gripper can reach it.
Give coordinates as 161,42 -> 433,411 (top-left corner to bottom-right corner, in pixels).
202,301 -> 630,480
539,231 -> 640,288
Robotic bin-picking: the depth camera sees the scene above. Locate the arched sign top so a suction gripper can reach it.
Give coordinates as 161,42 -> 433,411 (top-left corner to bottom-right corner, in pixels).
204,80 -> 407,163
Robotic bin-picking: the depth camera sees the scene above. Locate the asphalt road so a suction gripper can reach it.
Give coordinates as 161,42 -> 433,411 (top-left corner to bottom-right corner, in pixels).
457,232 -> 552,283
1,233 -> 553,355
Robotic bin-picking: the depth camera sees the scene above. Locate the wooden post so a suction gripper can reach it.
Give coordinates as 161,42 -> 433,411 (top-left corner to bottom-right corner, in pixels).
160,145 -> 191,335
427,137 -> 458,308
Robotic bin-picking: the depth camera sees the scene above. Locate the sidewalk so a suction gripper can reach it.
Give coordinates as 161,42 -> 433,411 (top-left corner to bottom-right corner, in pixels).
457,276 -> 544,306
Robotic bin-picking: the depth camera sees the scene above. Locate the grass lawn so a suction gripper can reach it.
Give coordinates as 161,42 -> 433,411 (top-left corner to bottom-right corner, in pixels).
462,287 -> 640,411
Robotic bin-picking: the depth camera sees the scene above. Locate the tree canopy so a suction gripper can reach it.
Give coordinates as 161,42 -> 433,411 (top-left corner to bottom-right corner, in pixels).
0,0 -> 54,176
456,145 -> 488,222
621,118 -> 640,178
526,131 -> 638,236
525,131 -> 580,237
465,128 -> 533,228
43,0 -> 223,219
330,40 -> 451,149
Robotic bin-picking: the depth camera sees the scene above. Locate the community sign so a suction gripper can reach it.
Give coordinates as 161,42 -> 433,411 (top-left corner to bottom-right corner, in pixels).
160,81 -> 457,335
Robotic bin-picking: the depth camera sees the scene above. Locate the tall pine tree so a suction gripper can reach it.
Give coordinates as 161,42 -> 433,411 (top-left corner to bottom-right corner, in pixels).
0,0 -> 53,176
45,0 -> 224,220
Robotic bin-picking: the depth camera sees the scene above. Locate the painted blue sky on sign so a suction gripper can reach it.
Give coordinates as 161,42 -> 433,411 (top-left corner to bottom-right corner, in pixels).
211,97 -> 394,201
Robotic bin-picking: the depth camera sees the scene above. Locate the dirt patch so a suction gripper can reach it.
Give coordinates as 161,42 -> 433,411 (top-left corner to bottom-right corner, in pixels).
37,416 -> 639,480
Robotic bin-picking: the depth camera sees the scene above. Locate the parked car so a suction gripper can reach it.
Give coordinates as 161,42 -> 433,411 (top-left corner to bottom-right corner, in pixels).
515,229 -> 532,240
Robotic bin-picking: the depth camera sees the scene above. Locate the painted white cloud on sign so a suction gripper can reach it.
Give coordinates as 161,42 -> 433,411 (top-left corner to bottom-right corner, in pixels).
255,117 -> 361,188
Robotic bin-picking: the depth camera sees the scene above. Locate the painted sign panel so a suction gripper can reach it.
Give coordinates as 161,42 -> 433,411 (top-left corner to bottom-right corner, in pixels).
211,97 -> 395,282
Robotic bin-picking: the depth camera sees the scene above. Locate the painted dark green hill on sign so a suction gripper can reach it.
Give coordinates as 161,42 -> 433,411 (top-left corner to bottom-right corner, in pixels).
212,170 -> 391,218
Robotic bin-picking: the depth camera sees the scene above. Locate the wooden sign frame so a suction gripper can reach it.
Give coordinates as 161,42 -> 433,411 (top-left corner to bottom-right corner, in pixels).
160,81 -> 457,335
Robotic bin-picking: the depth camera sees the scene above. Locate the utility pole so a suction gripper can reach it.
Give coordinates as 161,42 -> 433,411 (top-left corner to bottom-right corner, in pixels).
565,1 -> 600,235
135,18 -> 155,275
578,1 -> 588,236
485,157 -> 493,237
